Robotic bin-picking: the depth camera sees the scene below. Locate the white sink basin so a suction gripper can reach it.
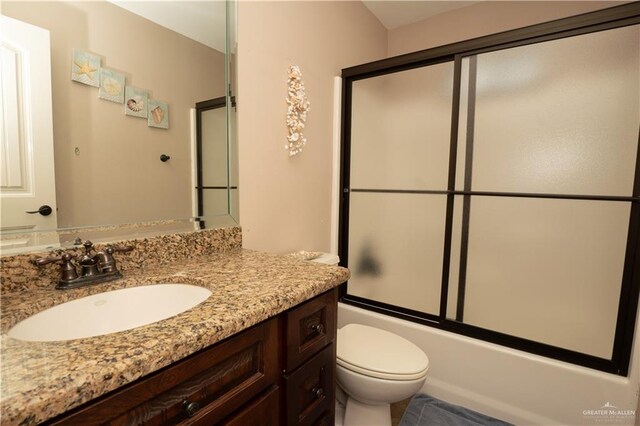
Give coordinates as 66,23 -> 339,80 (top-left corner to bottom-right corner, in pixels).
7,284 -> 212,342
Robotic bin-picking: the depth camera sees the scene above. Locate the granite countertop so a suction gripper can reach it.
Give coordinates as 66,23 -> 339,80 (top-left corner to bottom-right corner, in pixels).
0,249 -> 350,426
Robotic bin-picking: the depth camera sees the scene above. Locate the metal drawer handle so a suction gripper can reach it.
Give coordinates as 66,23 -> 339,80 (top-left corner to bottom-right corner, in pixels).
182,400 -> 200,418
311,323 -> 325,335
311,387 -> 324,399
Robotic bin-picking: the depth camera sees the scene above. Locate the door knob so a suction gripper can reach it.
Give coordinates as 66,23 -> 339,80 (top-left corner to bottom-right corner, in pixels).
26,205 -> 53,216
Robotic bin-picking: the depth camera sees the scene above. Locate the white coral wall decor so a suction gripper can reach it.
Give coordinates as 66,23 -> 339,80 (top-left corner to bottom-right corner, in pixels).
285,65 -> 310,157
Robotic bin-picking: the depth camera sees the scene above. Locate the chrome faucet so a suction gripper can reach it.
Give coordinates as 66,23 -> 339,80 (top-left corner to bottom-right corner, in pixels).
34,240 -> 133,290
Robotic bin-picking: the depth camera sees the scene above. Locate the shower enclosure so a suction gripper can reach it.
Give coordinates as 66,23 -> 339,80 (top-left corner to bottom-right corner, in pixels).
339,4 -> 640,375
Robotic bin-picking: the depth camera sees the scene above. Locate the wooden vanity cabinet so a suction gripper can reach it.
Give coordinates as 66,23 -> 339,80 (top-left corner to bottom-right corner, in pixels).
282,289 -> 337,426
284,290 -> 337,372
45,288 -> 338,426
48,317 -> 279,426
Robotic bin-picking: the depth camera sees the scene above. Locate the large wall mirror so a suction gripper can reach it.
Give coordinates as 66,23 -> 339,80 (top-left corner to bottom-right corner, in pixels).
0,0 -> 237,253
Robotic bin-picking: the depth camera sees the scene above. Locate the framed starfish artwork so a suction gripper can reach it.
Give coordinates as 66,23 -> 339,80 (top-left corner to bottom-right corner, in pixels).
147,99 -> 169,129
71,50 -> 101,87
124,86 -> 148,118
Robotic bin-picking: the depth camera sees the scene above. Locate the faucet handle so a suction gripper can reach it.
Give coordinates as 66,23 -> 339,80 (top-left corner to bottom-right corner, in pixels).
83,240 -> 94,253
34,253 -> 79,283
59,253 -> 80,282
97,245 -> 133,273
34,253 -> 75,266
34,254 -> 64,267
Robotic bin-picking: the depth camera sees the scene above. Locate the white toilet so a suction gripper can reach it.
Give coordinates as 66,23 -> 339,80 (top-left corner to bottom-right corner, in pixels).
308,253 -> 429,426
336,324 -> 429,426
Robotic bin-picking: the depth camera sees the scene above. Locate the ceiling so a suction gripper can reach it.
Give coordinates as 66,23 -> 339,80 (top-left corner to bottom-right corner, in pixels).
107,1 -> 479,52
362,1 -> 480,30
107,1 -> 226,53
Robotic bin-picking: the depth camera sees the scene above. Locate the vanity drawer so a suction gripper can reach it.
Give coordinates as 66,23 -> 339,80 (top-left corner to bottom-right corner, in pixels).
285,289 -> 337,372
48,318 -> 279,426
284,344 -> 335,426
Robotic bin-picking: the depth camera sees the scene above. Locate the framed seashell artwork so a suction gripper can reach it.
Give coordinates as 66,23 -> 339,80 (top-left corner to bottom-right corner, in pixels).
147,99 -> 169,129
99,68 -> 125,103
124,86 -> 149,118
71,49 -> 101,87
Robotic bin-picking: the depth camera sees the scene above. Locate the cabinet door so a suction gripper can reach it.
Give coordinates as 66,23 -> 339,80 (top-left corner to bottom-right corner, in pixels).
285,289 -> 337,371
219,386 -> 279,426
284,344 -> 335,426
48,318 -> 279,425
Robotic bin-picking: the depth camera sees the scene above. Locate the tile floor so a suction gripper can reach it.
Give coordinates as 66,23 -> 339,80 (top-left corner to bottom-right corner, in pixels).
335,398 -> 411,426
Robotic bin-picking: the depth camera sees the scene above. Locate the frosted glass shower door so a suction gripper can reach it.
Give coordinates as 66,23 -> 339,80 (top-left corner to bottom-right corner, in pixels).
341,6 -> 640,374
448,25 -> 640,358
347,62 -> 454,316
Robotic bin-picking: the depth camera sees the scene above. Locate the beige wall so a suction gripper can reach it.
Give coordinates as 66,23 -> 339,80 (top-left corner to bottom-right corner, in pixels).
387,1 -> 624,56
237,1 -> 386,253
3,1 -> 225,228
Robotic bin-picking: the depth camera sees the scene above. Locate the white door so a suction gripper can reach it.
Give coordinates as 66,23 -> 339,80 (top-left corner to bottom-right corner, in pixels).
0,15 -> 58,250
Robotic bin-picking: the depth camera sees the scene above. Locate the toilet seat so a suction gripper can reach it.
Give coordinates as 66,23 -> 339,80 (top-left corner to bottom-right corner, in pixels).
337,357 -> 428,381
337,324 -> 429,381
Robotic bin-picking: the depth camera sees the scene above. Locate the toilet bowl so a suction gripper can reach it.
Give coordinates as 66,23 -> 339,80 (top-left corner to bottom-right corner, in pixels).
306,254 -> 428,425
336,323 -> 429,426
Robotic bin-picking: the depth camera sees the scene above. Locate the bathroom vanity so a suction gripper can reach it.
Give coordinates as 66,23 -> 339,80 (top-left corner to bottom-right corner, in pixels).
0,228 -> 349,426
47,289 -> 338,425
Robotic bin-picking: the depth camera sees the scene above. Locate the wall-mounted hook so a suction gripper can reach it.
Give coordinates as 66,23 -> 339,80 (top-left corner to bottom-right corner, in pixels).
160,154 -> 170,162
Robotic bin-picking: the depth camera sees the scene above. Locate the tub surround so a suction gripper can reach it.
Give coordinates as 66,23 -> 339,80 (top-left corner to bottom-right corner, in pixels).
0,228 -> 349,425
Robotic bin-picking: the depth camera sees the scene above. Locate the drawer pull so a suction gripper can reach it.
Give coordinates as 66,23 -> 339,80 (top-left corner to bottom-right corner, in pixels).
311,323 -> 325,334
182,400 -> 200,417
311,387 -> 324,399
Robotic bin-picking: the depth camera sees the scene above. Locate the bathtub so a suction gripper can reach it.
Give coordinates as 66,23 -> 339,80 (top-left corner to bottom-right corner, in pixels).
338,302 -> 640,425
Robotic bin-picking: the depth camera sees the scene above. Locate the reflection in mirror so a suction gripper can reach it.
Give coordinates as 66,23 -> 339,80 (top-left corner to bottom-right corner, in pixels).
0,0 -> 237,254
195,97 -> 238,228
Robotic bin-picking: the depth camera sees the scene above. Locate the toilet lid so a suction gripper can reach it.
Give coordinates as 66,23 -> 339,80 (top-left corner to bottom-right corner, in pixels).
337,324 -> 429,381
